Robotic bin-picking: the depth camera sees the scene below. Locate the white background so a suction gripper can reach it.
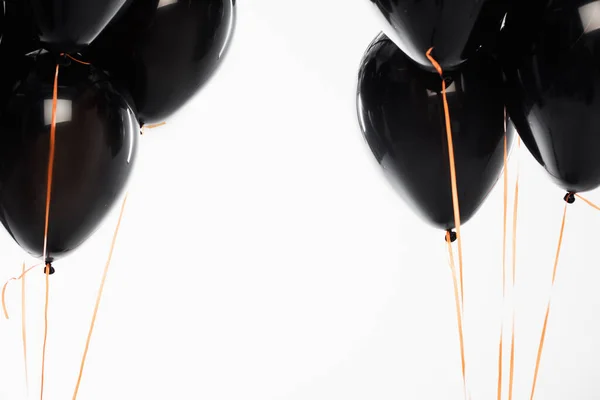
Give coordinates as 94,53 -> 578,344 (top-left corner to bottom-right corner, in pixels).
1,1 -> 600,399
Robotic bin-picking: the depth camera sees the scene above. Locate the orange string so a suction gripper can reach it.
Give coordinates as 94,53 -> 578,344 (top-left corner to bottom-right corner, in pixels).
574,194 -> 600,210
508,137 -> 520,400
144,122 -> 166,129
62,53 -> 91,66
529,201 -> 568,400
21,262 -> 29,393
446,232 -> 467,399
41,265 -> 50,400
426,48 -> 465,307
2,264 -> 41,319
72,194 -> 129,400
42,64 -> 58,264
140,122 -> 166,135
498,112 -> 508,400
40,63 -> 59,400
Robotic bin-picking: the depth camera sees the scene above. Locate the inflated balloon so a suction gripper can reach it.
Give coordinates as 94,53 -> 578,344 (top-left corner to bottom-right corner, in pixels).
0,1 -> 4,44
357,33 -> 512,229
29,0 -> 130,53
368,0 -> 511,71
0,0 -> 39,55
86,0 -> 235,125
0,54 -> 139,263
502,0 -> 600,193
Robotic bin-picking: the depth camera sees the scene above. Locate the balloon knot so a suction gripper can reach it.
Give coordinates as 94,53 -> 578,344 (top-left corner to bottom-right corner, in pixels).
44,263 -> 55,275
445,230 -> 457,243
56,53 -> 72,67
564,192 -> 575,204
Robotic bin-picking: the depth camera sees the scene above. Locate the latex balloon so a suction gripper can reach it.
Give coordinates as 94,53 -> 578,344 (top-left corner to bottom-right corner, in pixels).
368,0 -> 511,72
0,1 -> 4,44
0,54 -> 138,263
85,0 -> 235,125
502,0 -> 600,193
357,33 -> 512,230
29,0 -> 130,53
1,0 -> 39,55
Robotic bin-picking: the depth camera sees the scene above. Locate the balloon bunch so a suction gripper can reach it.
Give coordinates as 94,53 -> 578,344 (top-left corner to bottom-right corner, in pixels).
0,1 -> 235,398
0,0 -> 236,267
359,0 -> 600,398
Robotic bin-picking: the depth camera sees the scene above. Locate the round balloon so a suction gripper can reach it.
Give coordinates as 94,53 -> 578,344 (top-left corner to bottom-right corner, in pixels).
368,0 -> 511,71
502,0 -> 600,193
86,0 -> 236,125
0,0 -> 39,56
29,0 -> 130,53
357,33 -> 512,229
0,54 -> 138,263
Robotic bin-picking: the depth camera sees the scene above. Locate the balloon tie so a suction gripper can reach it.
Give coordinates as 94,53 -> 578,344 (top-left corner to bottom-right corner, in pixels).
445,229 -> 457,243
21,262 -> 29,395
427,47 -> 467,399
141,121 -> 167,135
60,53 -> 91,66
1,262 -> 43,396
508,137 -> 520,400
529,194 -> 571,400
574,193 -> 600,209
498,112 -> 509,400
40,63 -> 59,400
2,263 -> 43,320
425,48 -> 465,307
72,193 -> 128,400
445,231 -> 467,400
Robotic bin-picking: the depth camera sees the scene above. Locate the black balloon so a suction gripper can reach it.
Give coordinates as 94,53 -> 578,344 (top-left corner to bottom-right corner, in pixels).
368,0 -> 511,71
357,33 -> 512,230
86,0 -> 235,125
1,0 -> 39,56
0,54 -> 138,263
502,0 -> 600,193
29,0 -> 130,53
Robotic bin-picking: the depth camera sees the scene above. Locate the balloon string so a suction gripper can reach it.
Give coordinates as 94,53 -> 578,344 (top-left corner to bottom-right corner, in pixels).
144,122 -> 166,129
40,63 -> 59,400
21,262 -> 29,394
42,64 -> 59,264
1,262 -> 42,395
2,263 -> 42,319
61,53 -> 91,66
445,231 -> 467,399
574,194 -> 600,210
426,49 -> 465,308
497,126 -> 508,400
41,264 -> 50,400
508,137 -> 520,400
72,193 -> 128,400
141,122 -> 167,135
529,200 -> 569,400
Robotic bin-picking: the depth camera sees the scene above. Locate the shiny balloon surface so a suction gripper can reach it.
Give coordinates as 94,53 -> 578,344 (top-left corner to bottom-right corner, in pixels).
87,0 -> 236,124
502,0 -> 600,193
30,0 -> 130,52
0,54 -> 139,262
357,33 -> 512,230
369,0 -> 511,71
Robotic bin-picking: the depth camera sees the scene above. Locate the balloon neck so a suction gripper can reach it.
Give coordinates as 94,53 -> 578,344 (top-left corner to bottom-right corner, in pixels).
564,192 -> 576,204
44,262 -> 55,275
445,230 -> 457,243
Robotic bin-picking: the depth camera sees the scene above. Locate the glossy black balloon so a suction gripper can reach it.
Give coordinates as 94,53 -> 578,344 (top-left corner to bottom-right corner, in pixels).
0,54 -> 138,263
1,0 -> 39,55
502,0 -> 600,193
369,0 -> 511,71
85,0 -> 235,125
357,33 -> 512,230
29,0 -> 130,53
